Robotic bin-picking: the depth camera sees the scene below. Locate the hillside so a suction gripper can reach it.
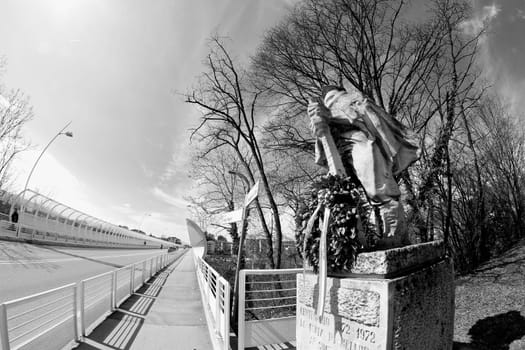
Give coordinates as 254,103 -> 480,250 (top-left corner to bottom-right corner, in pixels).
454,239 -> 525,349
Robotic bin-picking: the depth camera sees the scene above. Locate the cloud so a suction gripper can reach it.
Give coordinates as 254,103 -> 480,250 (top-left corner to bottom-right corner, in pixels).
460,3 -> 501,36
516,9 -> 525,20
158,147 -> 191,185
151,186 -> 188,208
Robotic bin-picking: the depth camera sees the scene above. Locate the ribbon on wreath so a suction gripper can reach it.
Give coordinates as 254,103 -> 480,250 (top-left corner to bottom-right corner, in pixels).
306,99 -> 348,317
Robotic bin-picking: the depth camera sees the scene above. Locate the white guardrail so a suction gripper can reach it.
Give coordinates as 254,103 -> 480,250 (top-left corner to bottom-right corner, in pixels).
0,218 -> 175,250
194,255 -> 230,350
0,189 -> 179,249
237,268 -> 301,350
0,251 -> 181,350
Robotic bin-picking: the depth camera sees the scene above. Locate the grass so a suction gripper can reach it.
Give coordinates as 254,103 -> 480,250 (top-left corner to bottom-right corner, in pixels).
453,238 -> 525,349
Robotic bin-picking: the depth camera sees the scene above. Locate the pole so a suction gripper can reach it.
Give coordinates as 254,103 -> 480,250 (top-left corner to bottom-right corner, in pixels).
227,170 -> 251,327
232,204 -> 249,323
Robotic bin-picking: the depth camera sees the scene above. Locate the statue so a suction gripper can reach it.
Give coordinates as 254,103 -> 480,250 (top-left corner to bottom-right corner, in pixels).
308,85 -> 420,248
301,85 -> 419,316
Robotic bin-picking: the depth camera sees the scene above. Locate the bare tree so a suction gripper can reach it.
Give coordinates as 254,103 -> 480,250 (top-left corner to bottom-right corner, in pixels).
0,58 -> 33,189
252,0 -> 485,243
188,147 -> 248,249
186,37 -> 284,268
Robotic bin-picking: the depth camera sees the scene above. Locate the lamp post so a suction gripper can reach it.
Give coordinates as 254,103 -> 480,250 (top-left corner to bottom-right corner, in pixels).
16,121 -> 73,237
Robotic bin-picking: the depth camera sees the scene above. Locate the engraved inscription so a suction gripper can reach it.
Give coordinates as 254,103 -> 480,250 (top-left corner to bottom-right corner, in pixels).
297,277 -> 381,326
297,303 -> 385,350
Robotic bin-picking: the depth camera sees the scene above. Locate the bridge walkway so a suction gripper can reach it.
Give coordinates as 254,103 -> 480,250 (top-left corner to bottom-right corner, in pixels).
74,250 -> 213,350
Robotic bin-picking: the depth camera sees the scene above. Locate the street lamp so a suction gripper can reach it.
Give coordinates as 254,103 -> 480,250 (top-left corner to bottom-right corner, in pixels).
23,121 -> 73,193
16,121 -> 73,236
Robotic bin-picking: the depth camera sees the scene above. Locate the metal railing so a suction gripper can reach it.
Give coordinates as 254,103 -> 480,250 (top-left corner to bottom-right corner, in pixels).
1,189 -> 179,249
194,255 -> 230,350
0,252 -> 180,350
237,268 -> 301,349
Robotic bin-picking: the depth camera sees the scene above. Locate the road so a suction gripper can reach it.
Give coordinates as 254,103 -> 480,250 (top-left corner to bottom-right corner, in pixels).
0,240 -> 174,303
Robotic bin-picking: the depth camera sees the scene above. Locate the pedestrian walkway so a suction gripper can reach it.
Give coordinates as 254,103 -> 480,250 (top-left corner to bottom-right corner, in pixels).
74,250 -> 213,350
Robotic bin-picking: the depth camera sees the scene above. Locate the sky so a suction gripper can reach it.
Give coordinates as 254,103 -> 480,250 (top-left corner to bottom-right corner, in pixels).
0,0 -> 524,243
0,0 -> 294,243
468,0 -> 525,115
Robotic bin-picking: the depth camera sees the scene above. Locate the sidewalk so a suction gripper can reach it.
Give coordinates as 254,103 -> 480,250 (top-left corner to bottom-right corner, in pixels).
75,250 -> 213,350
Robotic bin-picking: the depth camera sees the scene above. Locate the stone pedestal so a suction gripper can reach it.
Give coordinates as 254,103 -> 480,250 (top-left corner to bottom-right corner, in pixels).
296,241 -> 454,350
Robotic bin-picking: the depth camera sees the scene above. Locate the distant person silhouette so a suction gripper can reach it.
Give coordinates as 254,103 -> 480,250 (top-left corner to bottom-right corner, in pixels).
11,208 -> 18,223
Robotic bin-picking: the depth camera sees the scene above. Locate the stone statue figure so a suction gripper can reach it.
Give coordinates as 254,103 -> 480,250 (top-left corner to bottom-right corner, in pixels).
308,85 -> 420,248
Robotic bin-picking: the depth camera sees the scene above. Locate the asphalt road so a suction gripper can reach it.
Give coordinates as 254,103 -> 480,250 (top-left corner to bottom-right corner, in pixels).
0,240 -> 175,303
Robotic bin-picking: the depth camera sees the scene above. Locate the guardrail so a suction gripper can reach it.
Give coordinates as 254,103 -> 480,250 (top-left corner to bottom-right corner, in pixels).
237,268 -> 301,349
0,251 -> 180,350
194,254 -> 230,350
1,189 -> 180,249
0,219 -> 177,250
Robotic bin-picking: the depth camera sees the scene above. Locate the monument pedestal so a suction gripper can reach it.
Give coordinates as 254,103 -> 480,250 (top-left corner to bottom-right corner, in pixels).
296,241 -> 454,350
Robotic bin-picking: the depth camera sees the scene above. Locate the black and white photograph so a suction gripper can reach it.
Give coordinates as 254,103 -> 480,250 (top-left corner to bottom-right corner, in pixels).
1,1 -> 525,349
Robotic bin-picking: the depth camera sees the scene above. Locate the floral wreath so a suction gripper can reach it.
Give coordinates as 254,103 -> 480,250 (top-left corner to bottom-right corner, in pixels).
296,174 -> 376,273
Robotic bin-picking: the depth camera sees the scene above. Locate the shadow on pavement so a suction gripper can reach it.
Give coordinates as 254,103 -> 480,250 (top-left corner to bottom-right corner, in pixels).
453,311 -> 525,350
0,241 -> 60,271
74,263 -> 177,350
40,245 -> 125,269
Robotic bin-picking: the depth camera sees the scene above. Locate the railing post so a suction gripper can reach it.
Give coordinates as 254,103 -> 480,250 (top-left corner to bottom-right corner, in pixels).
142,261 -> 147,284
111,271 -> 117,310
73,284 -> 79,341
79,281 -> 85,337
238,270 -> 246,350
130,265 -> 135,295
223,280 -> 231,350
0,303 -> 10,350
215,279 -> 221,334
206,266 -> 211,302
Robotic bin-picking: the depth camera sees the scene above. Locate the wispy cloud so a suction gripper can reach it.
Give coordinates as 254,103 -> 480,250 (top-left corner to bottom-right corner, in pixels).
151,186 -> 188,208
158,148 -> 190,185
516,9 -> 525,21
460,3 -> 501,36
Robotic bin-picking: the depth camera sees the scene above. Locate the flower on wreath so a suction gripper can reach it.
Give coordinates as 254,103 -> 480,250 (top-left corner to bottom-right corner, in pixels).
295,174 -> 374,273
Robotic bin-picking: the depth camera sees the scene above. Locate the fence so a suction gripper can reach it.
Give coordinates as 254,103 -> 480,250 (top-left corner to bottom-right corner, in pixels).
0,252 -> 180,350
194,254 -> 230,350
237,268 -> 301,349
0,189 -> 177,249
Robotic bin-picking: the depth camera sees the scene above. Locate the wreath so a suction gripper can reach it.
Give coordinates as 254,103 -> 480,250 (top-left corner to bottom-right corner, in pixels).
296,174 -> 375,273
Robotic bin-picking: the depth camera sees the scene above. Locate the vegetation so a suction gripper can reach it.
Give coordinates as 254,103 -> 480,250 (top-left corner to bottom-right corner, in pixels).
0,57 -> 32,190
188,0 -> 525,275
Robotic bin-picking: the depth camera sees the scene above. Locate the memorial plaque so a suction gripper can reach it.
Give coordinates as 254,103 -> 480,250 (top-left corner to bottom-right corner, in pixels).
296,274 -> 390,350
296,255 -> 454,350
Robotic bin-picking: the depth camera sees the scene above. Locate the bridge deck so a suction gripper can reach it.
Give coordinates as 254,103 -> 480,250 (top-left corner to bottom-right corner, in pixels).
75,250 -> 213,350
